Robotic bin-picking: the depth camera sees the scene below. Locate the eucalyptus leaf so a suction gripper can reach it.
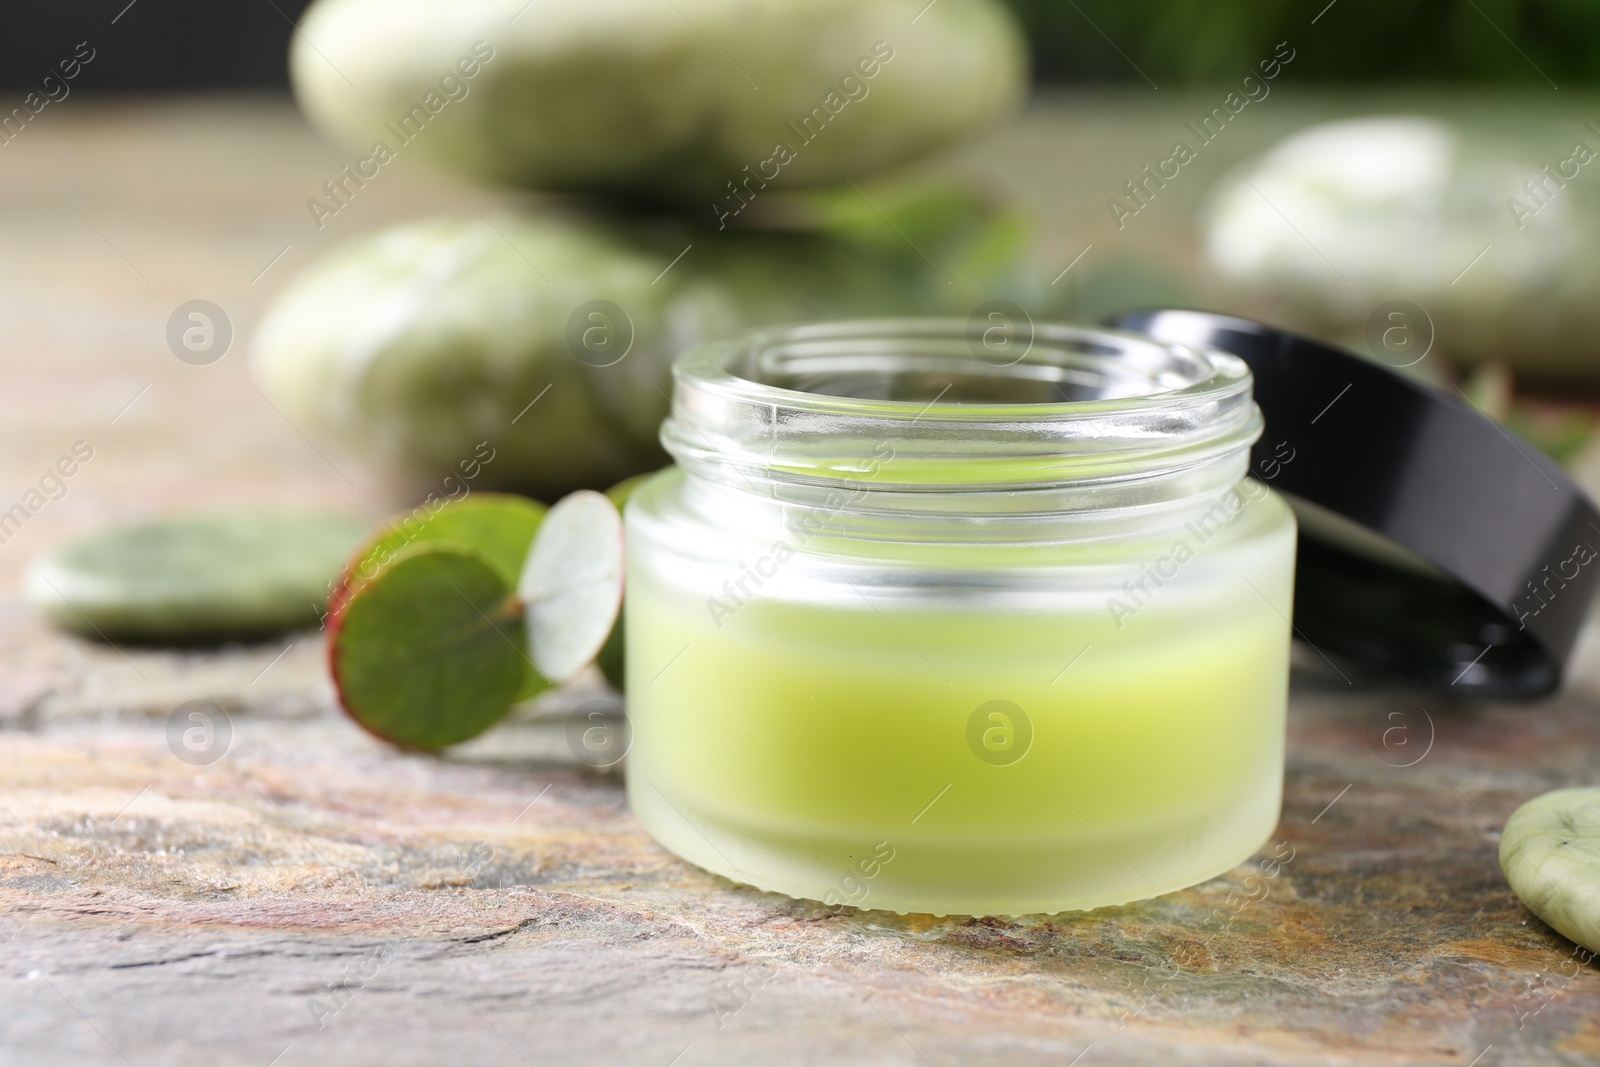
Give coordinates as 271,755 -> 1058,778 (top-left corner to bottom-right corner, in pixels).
334,492 -> 546,612
594,472 -> 656,692
520,490 -> 625,685
604,472 -> 652,511
331,542 -> 533,750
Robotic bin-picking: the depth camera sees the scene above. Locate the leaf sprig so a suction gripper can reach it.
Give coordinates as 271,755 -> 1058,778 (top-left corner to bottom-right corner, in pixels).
329,483 -> 638,751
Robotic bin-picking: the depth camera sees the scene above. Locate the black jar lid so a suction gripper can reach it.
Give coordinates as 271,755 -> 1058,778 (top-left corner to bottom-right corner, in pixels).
1110,309 -> 1600,698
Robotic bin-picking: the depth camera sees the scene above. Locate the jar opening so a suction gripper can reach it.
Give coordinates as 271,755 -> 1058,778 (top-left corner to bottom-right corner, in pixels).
664,319 -> 1261,508
739,330 -> 1211,405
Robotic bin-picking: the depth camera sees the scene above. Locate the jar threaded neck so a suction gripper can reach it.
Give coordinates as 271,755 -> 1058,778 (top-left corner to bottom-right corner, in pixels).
663,319 -> 1262,525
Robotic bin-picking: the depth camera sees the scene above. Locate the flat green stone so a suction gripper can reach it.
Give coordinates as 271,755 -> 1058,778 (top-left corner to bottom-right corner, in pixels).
26,512 -> 369,644
1500,787 -> 1600,956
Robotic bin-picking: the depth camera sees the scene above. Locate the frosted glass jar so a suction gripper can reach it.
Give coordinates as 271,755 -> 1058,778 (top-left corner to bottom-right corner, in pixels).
624,319 -> 1296,916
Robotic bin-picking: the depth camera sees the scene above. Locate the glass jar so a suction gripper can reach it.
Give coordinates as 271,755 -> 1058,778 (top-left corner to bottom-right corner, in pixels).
624,319 -> 1296,916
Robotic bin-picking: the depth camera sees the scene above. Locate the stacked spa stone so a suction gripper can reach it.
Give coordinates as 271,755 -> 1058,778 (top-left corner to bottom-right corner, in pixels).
1203,116 -> 1600,389
253,0 -> 1028,499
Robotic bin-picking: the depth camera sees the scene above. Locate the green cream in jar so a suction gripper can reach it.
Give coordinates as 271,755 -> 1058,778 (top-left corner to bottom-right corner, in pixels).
625,319 -> 1295,916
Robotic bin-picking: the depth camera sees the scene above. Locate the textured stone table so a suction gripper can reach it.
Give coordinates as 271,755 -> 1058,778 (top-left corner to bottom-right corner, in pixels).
2,91 -> 1599,1066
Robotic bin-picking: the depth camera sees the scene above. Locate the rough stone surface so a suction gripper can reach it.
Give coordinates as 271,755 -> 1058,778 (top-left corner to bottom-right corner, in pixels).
2,92 -> 1600,1066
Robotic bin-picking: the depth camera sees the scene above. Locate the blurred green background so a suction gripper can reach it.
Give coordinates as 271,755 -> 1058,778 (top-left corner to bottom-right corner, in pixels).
1009,0 -> 1591,84
4,0 -> 1594,90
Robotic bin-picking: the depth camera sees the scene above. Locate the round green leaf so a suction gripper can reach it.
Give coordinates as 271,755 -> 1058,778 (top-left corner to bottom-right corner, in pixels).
26,511 -> 368,644
594,472 -> 657,693
336,493 -> 552,705
519,490 -> 625,685
331,543 -> 531,750
1501,787 -> 1600,955
334,493 -> 546,613
595,614 -> 626,693
604,472 -> 655,512
345,492 -> 546,587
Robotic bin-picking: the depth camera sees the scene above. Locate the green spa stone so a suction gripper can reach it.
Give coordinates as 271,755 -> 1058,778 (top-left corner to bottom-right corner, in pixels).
290,0 -> 1026,202
26,512 -> 369,644
1204,115 -> 1600,385
1501,787 -> 1600,956
250,215 -> 922,499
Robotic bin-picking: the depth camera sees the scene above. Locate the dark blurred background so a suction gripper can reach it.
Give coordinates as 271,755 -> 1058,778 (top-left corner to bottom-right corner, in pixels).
0,0 -> 316,90
6,0 -> 1599,89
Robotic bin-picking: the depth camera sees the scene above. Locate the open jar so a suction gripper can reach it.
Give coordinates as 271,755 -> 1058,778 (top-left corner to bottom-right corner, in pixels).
624,319 -> 1296,916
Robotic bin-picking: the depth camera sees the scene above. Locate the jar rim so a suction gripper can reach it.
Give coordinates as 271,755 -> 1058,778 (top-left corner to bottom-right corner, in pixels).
664,318 -> 1261,496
